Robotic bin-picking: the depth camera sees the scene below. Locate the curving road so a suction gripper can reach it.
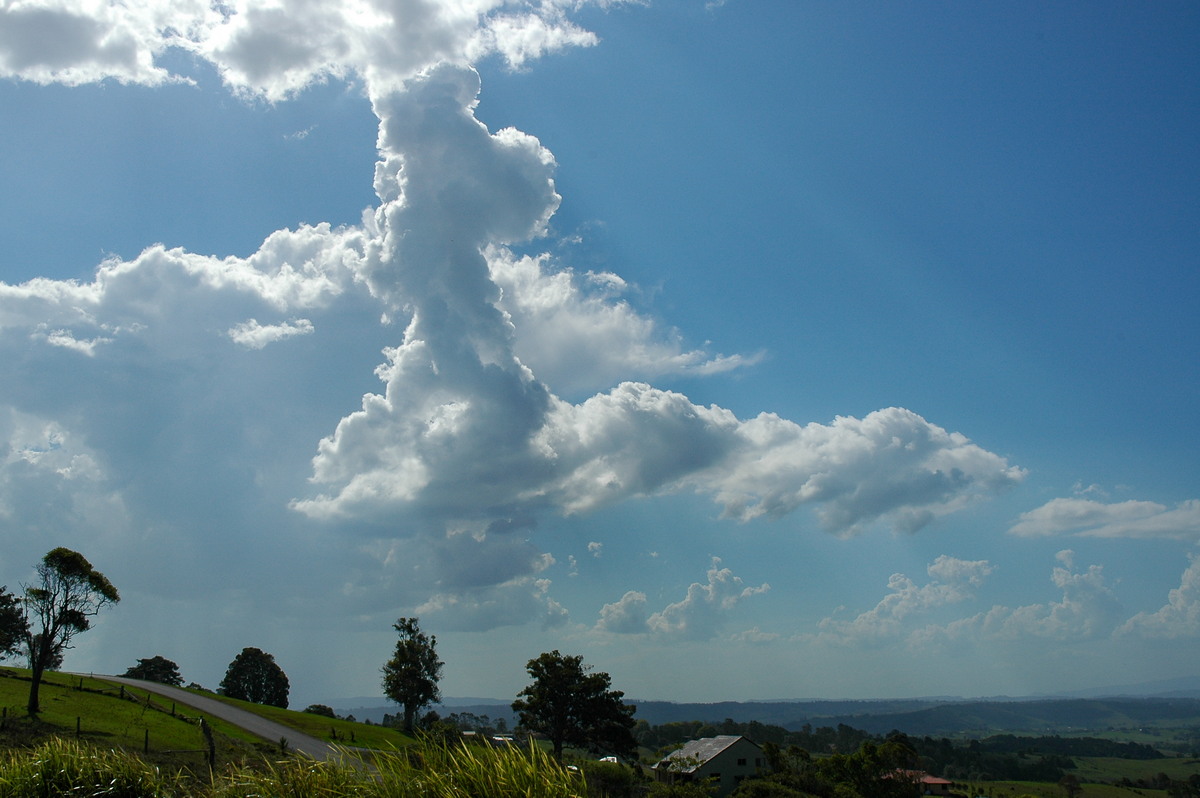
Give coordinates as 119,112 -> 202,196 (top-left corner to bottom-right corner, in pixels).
97,675 -> 342,761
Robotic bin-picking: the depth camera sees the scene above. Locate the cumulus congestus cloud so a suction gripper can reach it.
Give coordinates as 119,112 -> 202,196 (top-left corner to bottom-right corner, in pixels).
0,0 -> 1026,632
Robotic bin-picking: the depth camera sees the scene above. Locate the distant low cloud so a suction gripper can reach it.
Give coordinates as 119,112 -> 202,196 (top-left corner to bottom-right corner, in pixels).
1119,555 -> 1200,639
417,570 -> 569,633
915,551 -> 1123,646
817,555 -> 993,644
596,590 -> 649,635
1009,497 -> 1200,540
597,558 -> 768,640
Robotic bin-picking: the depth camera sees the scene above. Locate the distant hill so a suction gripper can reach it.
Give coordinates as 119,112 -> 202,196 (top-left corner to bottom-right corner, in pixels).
1055,675 -> 1200,699
330,678 -> 1200,736
779,697 -> 1200,737
332,697 -> 518,726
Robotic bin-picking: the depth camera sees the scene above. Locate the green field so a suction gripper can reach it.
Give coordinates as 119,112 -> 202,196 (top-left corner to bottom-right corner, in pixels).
0,667 -> 414,771
201,690 -> 416,750
966,782 -> 1167,798
954,753 -> 1200,798
1069,754 -> 1200,783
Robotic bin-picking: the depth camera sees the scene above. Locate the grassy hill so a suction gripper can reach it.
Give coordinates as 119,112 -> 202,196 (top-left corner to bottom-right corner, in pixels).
0,667 -> 412,770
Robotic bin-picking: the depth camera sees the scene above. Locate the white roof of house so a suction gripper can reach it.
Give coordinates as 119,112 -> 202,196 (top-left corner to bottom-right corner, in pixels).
656,735 -> 756,773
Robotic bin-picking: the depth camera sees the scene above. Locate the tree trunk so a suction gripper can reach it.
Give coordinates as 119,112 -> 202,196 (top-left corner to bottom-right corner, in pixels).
27,664 -> 44,715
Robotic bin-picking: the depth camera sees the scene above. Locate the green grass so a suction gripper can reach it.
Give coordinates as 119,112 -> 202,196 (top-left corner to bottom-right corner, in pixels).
0,666 -> 424,771
0,736 -> 590,798
0,668 -> 297,770
965,782 -> 1169,798
199,692 -> 413,751
0,736 -> 178,798
1069,755 -> 1200,783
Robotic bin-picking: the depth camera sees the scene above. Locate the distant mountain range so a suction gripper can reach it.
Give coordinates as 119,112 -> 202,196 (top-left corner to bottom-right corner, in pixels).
329,676 -> 1200,736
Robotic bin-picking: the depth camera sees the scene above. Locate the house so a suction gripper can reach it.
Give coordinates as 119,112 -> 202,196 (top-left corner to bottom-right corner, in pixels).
891,770 -> 956,796
654,735 -> 766,797
917,773 -> 955,795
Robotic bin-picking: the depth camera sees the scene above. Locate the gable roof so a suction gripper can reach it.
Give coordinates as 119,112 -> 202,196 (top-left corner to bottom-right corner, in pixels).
656,736 -> 759,773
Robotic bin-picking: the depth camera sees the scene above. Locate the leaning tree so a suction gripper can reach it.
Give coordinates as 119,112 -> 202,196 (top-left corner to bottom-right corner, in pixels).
22,548 -> 120,714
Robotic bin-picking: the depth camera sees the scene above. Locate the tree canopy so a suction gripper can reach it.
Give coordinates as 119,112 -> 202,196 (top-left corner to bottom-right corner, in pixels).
512,650 -> 637,761
381,616 -> 443,733
0,586 -> 26,661
22,548 -> 120,714
123,655 -> 184,686
219,647 -> 289,708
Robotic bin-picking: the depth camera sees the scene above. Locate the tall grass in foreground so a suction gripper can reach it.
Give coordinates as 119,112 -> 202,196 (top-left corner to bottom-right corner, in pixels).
0,737 -> 177,798
212,740 -> 588,798
0,737 -> 589,798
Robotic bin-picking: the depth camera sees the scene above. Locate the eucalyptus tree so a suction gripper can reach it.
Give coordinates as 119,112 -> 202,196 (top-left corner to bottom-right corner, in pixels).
22,547 -> 120,714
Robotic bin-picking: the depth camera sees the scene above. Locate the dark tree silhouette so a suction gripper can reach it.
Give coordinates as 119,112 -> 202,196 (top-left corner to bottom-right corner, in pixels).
0,586 -> 26,661
123,655 -> 184,686
22,548 -> 120,714
219,647 -> 289,708
381,617 -> 443,733
512,650 -> 636,761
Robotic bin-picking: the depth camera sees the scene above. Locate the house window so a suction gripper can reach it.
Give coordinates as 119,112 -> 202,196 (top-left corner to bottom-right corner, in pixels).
737,758 -> 747,766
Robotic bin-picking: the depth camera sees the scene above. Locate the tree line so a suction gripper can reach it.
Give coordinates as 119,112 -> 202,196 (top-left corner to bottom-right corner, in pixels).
0,550 -> 639,760
636,715 -> 1167,785
381,617 -> 638,760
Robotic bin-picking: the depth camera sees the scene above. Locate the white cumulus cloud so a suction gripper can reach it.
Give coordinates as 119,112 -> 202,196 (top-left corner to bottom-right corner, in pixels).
1009,497 -> 1200,541
1118,555 -> 1200,639
0,0 -> 617,101
597,558 -> 769,640
489,247 -> 757,397
817,555 -> 993,644
0,1 -> 1026,636
228,318 -> 314,349
916,551 -> 1124,645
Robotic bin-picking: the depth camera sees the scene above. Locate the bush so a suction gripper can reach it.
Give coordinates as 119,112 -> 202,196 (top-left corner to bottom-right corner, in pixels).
731,780 -> 811,798
575,758 -> 646,798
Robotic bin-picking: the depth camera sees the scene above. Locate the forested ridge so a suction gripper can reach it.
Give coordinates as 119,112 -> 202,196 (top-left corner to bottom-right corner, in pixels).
636,717 -> 1170,783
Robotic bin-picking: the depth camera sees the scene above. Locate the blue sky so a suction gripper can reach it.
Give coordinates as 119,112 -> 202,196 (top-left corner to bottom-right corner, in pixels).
1,0 -> 1197,709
